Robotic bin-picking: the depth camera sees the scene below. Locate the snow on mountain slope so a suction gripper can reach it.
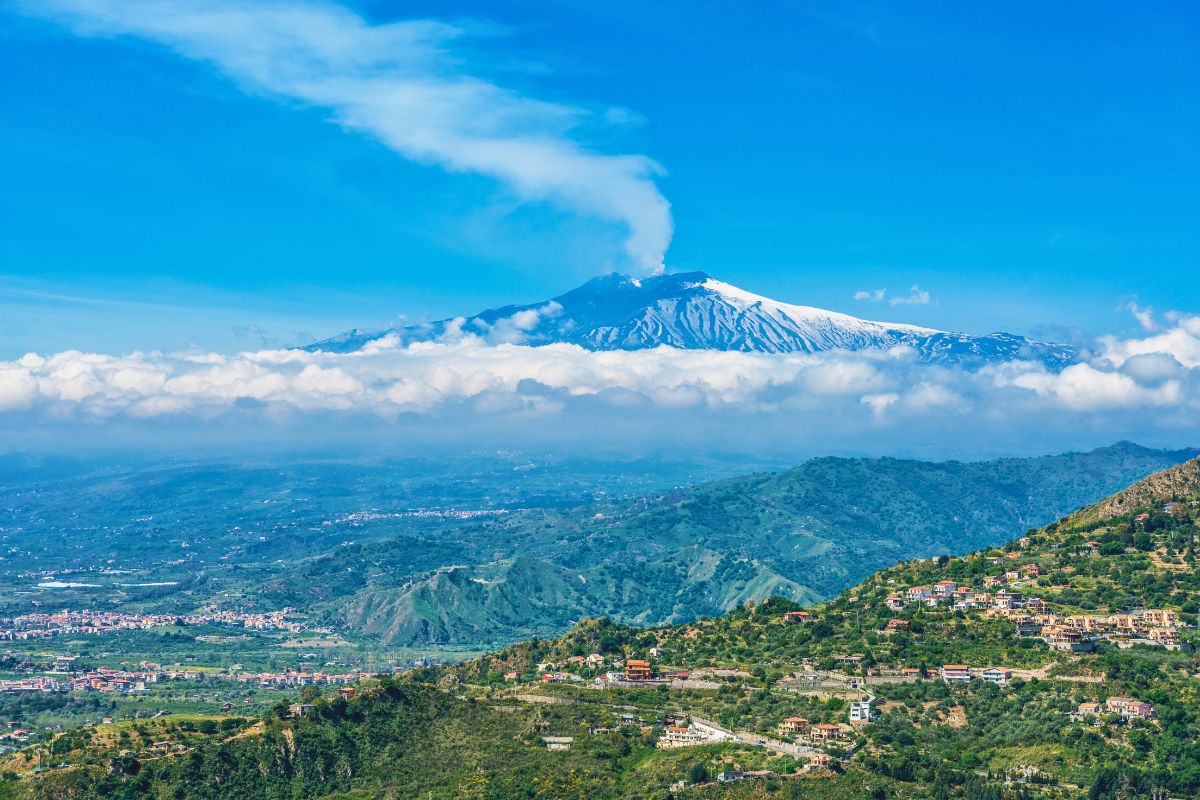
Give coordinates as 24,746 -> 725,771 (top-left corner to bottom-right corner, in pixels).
304,271 -> 1077,368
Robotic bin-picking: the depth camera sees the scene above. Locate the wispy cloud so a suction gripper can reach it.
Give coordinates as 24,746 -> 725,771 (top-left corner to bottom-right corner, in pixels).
20,0 -> 673,272
889,284 -> 931,306
1119,299 -> 1159,332
854,286 -> 932,306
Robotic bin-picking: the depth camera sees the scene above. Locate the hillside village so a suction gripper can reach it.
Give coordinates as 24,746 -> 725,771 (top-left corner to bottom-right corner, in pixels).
436,460 -> 1200,797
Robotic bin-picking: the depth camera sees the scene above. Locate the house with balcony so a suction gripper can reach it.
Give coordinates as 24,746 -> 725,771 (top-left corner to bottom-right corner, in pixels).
905,586 -> 932,603
809,723 -> 845,744
940,664 -> 972,683
849,699 -> 874,724
979,667 -> 1012,685
779,716 -> 809,735
932,580 -> 957,597
657,726 -> 703,749
993,591 -> 1022,610
1048,630 -> 1093,652
1106,697 -> 1154,719
624,659 -> 652,681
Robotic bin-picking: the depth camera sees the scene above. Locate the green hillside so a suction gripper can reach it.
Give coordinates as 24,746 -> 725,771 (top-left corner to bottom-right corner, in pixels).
453,454 -> 1200,797
265,442 -> 1198,645
4,676 -> 911,800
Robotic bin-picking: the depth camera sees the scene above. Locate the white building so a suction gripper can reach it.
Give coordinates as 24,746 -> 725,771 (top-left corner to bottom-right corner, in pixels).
979,667 -> 1012,686
849,698 -> 874,723
941,665 -> 972,683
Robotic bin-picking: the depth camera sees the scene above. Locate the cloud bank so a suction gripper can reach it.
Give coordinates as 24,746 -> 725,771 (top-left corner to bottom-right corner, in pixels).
22,0 -> 673,271
3,316 -> 1199,456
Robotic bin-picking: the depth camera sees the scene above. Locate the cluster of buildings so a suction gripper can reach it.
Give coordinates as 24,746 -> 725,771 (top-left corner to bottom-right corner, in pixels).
68,666 -> 189,693
511,653 -> 609,683
0,723 -> 32,743
777,716 -> 852,744
506,654 -> 702,688
0,676 -> 60,693
938,665 -> 1014,685
0,608 -> 305,641
227,669 -> 363,689
592,664 -> 693,687
998,607 -> 1187,653
886,574 -> 1190,652
886,571 -> 1042,613
1075,696 -> 1155,720
7,662 -> 368,694
656,718 -> 732,749
505,652 -> 610,683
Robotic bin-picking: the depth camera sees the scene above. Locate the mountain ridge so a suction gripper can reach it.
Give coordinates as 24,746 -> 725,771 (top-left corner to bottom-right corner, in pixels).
304,271 -> 1078,368
263,441 -> 1197,646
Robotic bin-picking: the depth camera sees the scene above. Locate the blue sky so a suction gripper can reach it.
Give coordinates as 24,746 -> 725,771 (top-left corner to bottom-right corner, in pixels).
2,0 -> 1198,357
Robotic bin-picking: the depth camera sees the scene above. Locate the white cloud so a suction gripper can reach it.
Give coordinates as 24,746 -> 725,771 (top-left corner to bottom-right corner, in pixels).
21,0 -> 672,272
1095,316 -> 1200,369
1119,299 -> 1158,332
996,362 -> 1182,411
0,366 -> 38,411
1119,353 -> 1184,387
473,301 -> 565,343
853,289 -> 886,302
1,317 -> 1198,434
901,381 -> 966,412
860,392 -> 899,417
889,285 -> 931,306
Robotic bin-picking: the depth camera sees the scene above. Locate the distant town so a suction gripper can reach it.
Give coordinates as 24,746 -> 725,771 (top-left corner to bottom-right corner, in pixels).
0,609 -> 308,642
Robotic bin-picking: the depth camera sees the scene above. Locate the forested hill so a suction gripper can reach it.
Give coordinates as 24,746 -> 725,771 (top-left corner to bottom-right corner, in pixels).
457,447 -> 1200,679
270,441 -> 1198,646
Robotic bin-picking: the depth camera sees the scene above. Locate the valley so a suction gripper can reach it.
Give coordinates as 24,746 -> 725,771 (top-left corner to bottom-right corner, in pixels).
1,443 -> 1193,650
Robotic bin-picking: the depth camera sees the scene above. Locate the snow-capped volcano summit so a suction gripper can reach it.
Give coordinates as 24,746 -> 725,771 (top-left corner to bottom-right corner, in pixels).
305,271 -> 1077,368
